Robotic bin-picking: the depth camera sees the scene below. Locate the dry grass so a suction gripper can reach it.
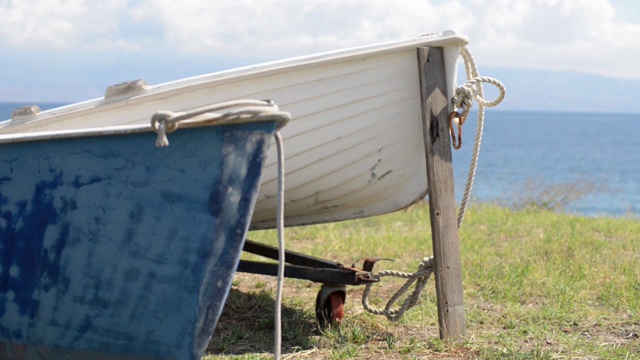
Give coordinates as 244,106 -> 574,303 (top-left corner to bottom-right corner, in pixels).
205,203 -> 640,359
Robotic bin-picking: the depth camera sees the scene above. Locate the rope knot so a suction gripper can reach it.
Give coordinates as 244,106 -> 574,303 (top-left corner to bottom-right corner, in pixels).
453,86 -> 474,110
418,257 -> 434,271
151,111 -> 178,147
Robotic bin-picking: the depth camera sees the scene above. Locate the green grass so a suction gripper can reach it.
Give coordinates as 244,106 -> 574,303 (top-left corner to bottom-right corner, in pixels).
206,203 -> 640,359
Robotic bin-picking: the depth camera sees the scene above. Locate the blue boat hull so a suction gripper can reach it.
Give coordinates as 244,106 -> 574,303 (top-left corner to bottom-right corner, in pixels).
0,122 -> 276,359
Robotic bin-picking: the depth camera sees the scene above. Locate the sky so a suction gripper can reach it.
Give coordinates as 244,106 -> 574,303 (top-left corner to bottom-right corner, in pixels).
1,0 -> 640,113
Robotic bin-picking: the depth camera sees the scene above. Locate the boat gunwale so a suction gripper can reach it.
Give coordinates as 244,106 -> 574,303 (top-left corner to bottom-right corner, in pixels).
0,113 -> 286,144
0,33 -> 468,129
148,33 -> 468,95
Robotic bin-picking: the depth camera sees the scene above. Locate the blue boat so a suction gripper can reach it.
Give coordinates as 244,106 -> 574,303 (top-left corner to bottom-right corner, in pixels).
0,103 -> 287,359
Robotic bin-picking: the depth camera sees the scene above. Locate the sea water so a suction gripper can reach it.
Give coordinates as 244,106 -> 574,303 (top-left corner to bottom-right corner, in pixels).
452,110 -> 640,217
1,103 -> 638,217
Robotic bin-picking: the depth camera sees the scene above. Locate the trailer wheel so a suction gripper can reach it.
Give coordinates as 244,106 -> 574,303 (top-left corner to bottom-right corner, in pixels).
315,284 -> 346,328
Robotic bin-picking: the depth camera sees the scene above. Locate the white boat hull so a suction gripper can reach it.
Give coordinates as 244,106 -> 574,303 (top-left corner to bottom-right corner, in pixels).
0,32 -> 468,229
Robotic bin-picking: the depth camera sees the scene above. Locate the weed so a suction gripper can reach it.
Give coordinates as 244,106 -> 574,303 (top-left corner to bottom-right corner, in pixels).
501,178 -> 601,211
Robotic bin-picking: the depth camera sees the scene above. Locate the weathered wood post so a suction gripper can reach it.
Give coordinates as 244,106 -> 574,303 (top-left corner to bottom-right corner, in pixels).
417,46 -> 466,341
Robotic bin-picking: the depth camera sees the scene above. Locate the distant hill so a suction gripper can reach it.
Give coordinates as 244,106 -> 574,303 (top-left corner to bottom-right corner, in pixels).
2,62 -> 639,117
478,67 -> 640,114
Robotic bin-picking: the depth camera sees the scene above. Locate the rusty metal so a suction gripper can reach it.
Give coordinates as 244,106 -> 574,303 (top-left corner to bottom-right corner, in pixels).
362,257 -> 394,272
449,111 -> 463,150
238,239 -> 381,286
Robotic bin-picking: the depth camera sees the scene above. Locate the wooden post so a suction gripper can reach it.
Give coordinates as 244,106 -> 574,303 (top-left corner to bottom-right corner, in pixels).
417,46 -> 466,341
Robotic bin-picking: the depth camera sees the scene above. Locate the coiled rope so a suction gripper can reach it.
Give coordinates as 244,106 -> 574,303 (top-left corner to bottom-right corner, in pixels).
361,258 -> 433,321
361,46 -> 505,322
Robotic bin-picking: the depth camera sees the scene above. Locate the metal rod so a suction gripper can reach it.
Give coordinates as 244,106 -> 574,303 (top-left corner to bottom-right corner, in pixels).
243,239 -> 342,269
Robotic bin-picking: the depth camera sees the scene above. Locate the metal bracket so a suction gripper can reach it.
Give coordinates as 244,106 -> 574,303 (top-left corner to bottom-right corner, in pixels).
237,239 -> 379,286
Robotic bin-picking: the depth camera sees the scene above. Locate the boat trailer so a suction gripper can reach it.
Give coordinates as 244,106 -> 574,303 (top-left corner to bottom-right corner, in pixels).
237,239 -> 383,327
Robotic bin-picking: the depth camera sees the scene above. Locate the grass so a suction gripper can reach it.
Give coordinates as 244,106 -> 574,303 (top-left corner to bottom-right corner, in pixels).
205,202 -> 640,359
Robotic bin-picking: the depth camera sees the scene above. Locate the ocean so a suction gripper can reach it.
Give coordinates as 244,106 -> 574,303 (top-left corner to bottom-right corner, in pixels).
1,103 -> 638,217
451,110 -> 640,217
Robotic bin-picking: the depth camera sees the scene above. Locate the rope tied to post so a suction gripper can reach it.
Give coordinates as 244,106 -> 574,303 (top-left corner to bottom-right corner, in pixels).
361,257 -> 434,321
362,46 -> 505,323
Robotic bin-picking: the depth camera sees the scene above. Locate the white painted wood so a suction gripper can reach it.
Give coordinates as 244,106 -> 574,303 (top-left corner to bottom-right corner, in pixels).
0,32 -> 467,229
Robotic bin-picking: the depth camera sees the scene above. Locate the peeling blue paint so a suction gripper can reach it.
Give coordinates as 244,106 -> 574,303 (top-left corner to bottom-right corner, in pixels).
0,122 -> 277,359
72,175 -> 104,189
0,173 -> 65,322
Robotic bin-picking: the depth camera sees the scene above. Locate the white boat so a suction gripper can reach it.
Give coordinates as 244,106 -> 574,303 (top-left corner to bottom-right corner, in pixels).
0,31 -> 469,229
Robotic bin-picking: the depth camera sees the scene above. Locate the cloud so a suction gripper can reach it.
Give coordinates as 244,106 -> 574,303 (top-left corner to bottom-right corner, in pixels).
126,0 -> 474,56
0,0 -> 639,79
466,0 -> 640,79
0,0 -> 139,51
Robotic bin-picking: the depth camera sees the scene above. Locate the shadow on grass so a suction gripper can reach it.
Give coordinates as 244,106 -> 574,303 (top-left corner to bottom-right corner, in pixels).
207,288 -> 317,356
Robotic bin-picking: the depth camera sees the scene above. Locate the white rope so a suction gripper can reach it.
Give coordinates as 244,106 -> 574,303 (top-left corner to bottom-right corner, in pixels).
273,131 -> 285,360
150,99 -> 283,147
454,47 -> 505,227
361,257 -> 433,321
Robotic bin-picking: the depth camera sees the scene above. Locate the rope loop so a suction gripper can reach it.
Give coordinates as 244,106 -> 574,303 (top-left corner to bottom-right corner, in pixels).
150,99 -> 288,147
361,257 -> 434,322
450,47 -> 505,136
454,76 -> 506,111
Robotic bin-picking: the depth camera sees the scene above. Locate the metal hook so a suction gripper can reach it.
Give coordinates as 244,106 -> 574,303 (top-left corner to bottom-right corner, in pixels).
449,111 -> 463,150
